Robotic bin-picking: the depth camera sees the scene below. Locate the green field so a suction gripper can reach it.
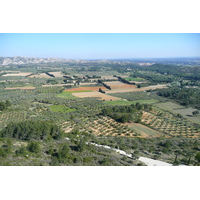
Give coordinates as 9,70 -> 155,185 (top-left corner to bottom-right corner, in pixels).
56,91 -> 77,99
131,123 -> 161,137
156,102 -> 183,110
56,90 -> 93,99
105,99 -> 159,105
129,123 -> 162,137
124,77 -> 144,81
50,105 -> 76,113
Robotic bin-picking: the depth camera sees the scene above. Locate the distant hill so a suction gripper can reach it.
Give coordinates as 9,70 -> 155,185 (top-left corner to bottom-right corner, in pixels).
0,56 -> 68,65
1,56 -> 199,66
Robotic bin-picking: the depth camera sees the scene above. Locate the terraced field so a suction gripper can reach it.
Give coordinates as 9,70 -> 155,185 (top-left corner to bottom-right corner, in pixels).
62,116 -> 141,137
155,102 -> 200,124
141,109 -> 200,138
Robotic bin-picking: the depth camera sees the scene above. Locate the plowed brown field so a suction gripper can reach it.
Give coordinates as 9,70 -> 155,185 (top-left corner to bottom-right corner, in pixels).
106,84 -> 167,93
72,91 -> 121,100
3,73 -> 32,77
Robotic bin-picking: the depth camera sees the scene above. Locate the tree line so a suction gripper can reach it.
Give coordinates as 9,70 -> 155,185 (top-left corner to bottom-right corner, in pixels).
97,80 -> 111,90
156,87 -> 200,109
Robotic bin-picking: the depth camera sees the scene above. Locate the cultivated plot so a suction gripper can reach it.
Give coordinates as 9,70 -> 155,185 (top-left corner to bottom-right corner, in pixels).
2,72 -> 32,77
49,71 -> 64,77
72,91 -> 121,101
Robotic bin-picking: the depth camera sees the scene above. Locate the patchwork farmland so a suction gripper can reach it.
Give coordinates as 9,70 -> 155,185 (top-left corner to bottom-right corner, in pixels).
0,59 -> 200,166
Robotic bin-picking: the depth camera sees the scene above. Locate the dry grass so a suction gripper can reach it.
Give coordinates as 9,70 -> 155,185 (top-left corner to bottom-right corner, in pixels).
2,73 -> 32,77
65,86 -> 108,92
5,87 -> 36,90
101,75 -> 118,80
106,84 -> 167,93
49,71 -> 64,77
29,73 -> 51,78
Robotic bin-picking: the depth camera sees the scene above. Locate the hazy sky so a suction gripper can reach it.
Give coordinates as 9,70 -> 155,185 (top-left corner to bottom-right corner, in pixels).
0,33 -> 199,59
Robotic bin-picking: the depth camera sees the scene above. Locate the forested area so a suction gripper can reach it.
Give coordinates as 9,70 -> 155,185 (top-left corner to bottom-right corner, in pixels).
101,103 -> 151,123
0,120 -> 64,140
156,87 -> 200,109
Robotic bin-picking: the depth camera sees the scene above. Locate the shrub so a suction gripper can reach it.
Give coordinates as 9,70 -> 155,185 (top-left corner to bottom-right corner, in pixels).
16,146 -> 28,157
27,141 -> 41,154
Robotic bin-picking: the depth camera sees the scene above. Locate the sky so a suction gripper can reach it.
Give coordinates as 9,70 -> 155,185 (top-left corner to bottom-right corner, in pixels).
0,33 -> 199,59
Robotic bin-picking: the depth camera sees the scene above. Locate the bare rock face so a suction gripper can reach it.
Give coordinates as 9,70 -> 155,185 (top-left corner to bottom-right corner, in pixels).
0,56 -> 66,65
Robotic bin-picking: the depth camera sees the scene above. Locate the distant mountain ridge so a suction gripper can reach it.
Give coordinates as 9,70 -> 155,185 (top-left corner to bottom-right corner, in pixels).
0,56 -> 199,66
0,56 -> 123,65
0,56 -> 68,65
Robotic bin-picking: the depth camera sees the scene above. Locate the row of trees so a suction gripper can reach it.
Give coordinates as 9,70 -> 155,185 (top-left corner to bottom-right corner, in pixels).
117,76 -> 135,85
97,80 -> 111,90
99,88 -> 105,94
45,72 -> 55,77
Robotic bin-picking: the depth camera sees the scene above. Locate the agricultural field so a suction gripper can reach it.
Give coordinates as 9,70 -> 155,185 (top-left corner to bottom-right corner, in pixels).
106,84 -> 167,93
124,77 -> 144,82
50,105 -> 76,113
0,60 -> 200,166
108,91 -> 162,101
5,87 -> 36,90
65,86 -> 108,92
42,83 -> 75,87
49,71 -> 64,77
105,100 -> 159,105
0,111 -> 27,129
29,73 -> 52,78
56,91 -> 78,99
72,91 -> 121,100
2,72 -> 32,77
155,102 -> 200,124
127,123 -> 164,138
141,108 -> 200,138
101,75 -> 118,80
62,116 -> 141,137
103,81 -> 137,90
